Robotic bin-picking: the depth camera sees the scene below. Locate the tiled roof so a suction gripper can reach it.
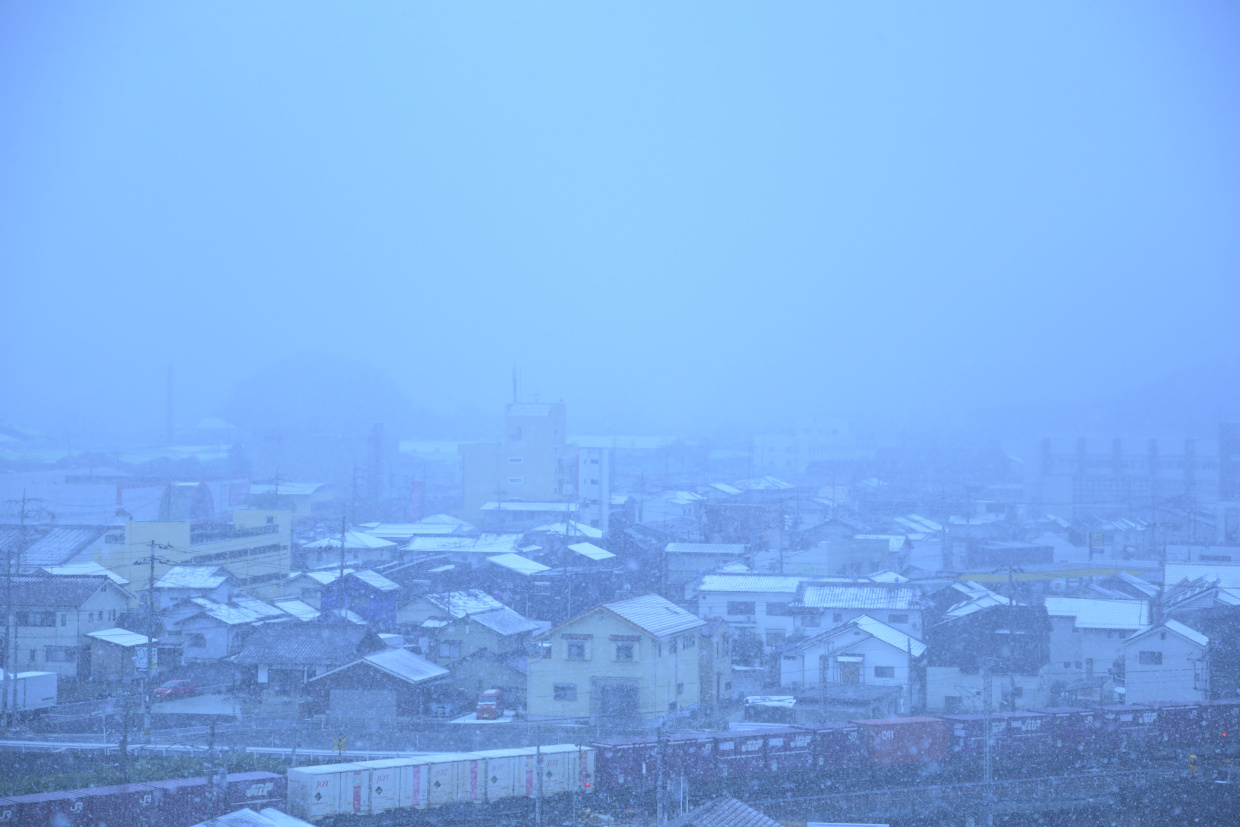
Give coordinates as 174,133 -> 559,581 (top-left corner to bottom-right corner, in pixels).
668,797 -> 783,827
604,594 -> 706,638
665,543 -> 746,555
796,583 -> 919,611
1043,597 -> 1149,629
697,575 -> 804,594
235,624 -> 384,666
8,574 -> 116,608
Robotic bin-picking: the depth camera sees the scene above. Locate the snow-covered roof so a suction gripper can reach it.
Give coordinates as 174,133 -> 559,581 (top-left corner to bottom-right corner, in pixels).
249,482 -> 329,497
1129,618 -> 1209,648
533,522 -> 605,540
1043,597 -> 1149,630
797,583 -> 919,611
40,562 -> 129,586
423,589 -> 506,618
481,502 -> 578,512
487,553 -> 552,576
86,627 -> 149,648
854,535 -> 909,553
406,534 -> 522,555
303,532 -> 397,551
291,569 -> 354,586
330,608 -> 366,624
734,476 -> 795,491
232,594 -> 288,619
791,614 -> 926,658
568,542 -> 615,561
867,570 -> 910,583
155,566 -> 231,591
1165,563 -> 1240,590
360,648 -> 448,683
469,606 -> 541,636
697,574 -> 804,594
710,483 -> 742,496
183,598 -> 268,626
350,570 -> 400,592
603,593 -> 706,638
666,543 -> 746,556
271,599 -> 319,622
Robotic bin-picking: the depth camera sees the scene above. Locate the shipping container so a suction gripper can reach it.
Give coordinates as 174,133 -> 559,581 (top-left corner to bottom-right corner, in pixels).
226,771 -> 287,811
7,783 -> 163,827
1098,704 -> 1158,753
797,721 -> 865,772
992,711 -> 1051,759
355,758 -> 423,812
1030,706 -> 1097,753
1153,702 -> 1207,746
416,752 -> 475,807
143,776 -> 209,826
663,732 -> 716,781
714,730 -> 775,776
288,763 -> 369,820
591,736 -> 657,789
537,745 -> 594,795
852,717 -> 948,765
765,727 -> 814,773
1204,698 -> 1240,746
472,747 -> 537,800
4,671 -> 57,712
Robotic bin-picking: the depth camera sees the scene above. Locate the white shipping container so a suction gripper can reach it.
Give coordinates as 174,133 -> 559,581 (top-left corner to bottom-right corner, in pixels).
538,745 -> 593,795
356,758 -> 414,813
287,763 -> 370,819
1,672 -> 57,712
417,753 -> 474,807
473,748 -> 536,800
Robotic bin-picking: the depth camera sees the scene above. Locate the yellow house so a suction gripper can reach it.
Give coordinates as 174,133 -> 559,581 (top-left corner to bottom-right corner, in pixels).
528,593 -> 705,725
95,510 -> 292,599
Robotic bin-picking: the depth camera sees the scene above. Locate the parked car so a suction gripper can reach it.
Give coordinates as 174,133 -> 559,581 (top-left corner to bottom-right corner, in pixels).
476,688 -> 504,719
153,679 -> 195,700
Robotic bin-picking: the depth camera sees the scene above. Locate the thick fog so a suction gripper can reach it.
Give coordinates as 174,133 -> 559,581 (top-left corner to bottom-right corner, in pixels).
3,3 -> 1238,442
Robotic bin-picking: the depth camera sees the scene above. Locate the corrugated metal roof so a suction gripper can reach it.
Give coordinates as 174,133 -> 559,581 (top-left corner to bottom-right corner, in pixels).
487,553 -> 551,576
1043,597 -> 1149,629
796,583 -> 919,611
604,594 -> 706,638
21,526 -> 108,567
697,575 -> 804,594
86,627 -> 149,648
155,566 -> 231,590
568,542 -> 615,561
350,570 -> 400,592
666,543 -> 747,555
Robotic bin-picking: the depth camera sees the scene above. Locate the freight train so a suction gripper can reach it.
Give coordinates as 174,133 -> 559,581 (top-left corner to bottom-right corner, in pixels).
3,698 -> 1236,825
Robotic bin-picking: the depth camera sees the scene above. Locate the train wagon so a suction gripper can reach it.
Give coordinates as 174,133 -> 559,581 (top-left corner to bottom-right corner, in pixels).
1031,706 -> 1097,753
798,721 -> 865,773
2,782 -> 164,827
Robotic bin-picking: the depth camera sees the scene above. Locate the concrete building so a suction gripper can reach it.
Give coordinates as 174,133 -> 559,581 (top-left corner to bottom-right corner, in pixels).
95,510 -> 293,599
461,402 -> 572,525
1043,596 -> 1150,702
528,593 -> 705,724
694,574 -> 804,650
1123,619 -> 1209,704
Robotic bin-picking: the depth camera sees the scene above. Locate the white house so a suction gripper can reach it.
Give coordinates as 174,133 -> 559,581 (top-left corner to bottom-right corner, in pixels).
780,614 -> 926,713
694,574 -> 804,650
1123,619 -> 1209,704
1043,596 -> 1149,700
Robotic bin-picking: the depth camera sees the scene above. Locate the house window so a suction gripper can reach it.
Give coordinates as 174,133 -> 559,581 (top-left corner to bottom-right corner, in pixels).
1138,651 -> 1163,665
567,642 -> 587,660
668,701 -> 677,711
726,602 -> 756,616
1063,661 -> 1072,669
677,682 -> 685,695
615,643 -> 634,661
669,639 -> 678,654
765,631 -> 785,647
554,683 -> 577,701
17,612 -> 55,627
683,635 -> 695,649
29,649 -> 37,663
438,641 -> 462,659
187,634 -> 207,648
874,666 -> 895,679
60,614 -> 67,627
888,613 -> 909,625
766,602 -> 790,616
110,610 -> 117,621
832,613 -> 843,623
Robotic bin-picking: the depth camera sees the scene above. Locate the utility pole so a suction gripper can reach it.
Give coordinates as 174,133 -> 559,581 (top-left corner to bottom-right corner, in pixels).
206,721 -> 218,822
656,724 -> 665,825
138,540 -> 173,743
982,664 -> 993,786
535,738 -> 543,827
336,516 -> 347,622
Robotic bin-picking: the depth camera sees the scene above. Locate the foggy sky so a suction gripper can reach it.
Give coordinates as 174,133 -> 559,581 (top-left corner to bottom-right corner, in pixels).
2,3 -> 1238,441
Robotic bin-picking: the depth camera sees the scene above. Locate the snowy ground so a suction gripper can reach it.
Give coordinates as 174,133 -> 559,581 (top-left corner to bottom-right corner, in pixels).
152,692 -> 241,715
450,711 -> 516,724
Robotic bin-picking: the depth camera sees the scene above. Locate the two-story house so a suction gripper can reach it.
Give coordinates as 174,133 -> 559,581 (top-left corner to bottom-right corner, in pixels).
790,582 -> 923,641
528,593 -> 705,725
6,574 -> 134,679
1043,596 -> 1150,703
694,574 -> 804,651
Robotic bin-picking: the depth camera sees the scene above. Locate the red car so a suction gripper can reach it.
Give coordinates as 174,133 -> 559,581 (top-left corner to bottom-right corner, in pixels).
153,679 -> 195,700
